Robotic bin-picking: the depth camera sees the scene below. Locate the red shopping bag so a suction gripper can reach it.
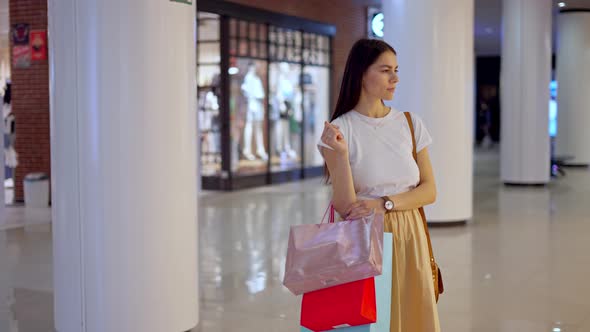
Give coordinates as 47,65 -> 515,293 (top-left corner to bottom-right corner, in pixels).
301,278 -> 377,331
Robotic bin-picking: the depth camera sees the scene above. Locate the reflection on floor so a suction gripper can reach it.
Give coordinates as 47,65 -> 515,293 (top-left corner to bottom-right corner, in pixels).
1,148 -> 590,331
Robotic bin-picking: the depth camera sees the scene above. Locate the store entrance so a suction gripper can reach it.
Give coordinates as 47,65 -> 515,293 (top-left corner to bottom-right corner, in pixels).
197,0 -> 335,190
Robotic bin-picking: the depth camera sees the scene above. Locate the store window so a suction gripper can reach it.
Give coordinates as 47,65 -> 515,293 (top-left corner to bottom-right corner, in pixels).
197,1 -> 334,190
197,12 -> 222,177
227,19 -> 269,176
230,57 -> 269,175
303,66 -> 330,168
268,27 -> 303,173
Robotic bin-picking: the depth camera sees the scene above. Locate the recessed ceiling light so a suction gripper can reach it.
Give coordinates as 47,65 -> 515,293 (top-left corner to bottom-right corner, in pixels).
558,2 -> 566,8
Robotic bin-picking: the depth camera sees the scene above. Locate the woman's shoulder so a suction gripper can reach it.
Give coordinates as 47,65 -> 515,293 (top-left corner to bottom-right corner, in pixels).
330,111 -> 355,125
330,112 -> 355,133
393,109 -> 426,126
386,107 -> 412,118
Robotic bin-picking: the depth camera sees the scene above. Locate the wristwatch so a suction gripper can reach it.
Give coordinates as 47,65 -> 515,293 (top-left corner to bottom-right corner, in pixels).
381,196 -> 394,212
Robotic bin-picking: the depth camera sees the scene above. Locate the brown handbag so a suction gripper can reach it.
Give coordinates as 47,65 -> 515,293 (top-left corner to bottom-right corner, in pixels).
404,112 -> 444,303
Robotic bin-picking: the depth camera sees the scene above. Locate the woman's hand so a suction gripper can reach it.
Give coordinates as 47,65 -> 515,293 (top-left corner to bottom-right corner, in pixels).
321,121 -> 348,155
344,199 -> 386,220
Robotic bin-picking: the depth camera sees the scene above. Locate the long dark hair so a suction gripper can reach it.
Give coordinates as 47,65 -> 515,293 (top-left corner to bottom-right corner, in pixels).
331,39 -> 396,121
324,39 -> 397,182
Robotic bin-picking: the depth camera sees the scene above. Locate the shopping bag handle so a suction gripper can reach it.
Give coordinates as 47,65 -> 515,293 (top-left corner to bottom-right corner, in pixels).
320,203 -> 336,224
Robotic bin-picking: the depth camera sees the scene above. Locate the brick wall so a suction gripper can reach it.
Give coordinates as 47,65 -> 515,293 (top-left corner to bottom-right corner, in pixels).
228,0 -> 382,109
9,0 -> 50,202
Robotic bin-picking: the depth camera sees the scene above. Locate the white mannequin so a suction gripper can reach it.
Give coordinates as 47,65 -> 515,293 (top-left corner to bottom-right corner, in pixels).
273,62 -> 297,160
241,63 -> 268,161
2,81 -> 15,189
291,86 -> 303,153
200,91 -> 219,166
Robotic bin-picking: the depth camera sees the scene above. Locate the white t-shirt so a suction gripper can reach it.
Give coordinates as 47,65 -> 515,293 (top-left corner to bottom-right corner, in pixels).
318,108 -> 433,200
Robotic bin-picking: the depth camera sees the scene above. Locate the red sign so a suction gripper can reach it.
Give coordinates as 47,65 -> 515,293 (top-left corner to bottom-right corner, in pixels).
30,30 -> 47,61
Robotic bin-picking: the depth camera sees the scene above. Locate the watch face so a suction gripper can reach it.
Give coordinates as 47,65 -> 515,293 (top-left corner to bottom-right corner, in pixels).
385,201 -> 394,210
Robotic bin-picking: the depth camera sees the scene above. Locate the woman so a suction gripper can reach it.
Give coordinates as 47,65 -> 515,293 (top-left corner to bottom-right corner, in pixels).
319,39 -> 441,331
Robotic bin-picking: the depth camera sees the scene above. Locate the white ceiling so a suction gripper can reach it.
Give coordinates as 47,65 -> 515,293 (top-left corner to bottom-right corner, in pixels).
0,0 -> 588,55
475,0 -> 590,56
550,0 -> 590,10
474,0 -> 503,55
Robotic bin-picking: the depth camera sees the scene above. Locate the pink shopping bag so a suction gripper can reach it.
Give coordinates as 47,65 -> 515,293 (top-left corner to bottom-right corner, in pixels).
283,205 -> 384,295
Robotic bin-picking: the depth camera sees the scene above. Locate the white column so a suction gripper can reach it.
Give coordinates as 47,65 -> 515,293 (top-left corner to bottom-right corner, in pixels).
383,0 -> 474,223
500,0 -> 552,184
48,1 -> 199,331
556,10 -> 590,166
0,231 -> 18,331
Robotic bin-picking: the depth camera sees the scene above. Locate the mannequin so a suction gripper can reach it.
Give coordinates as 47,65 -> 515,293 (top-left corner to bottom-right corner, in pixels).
2,81 -> 15,186
241,62 -> 268,161
302,73 -> 318,165
272,62 -> 297,160
290,86 -> 303,155
200,90 -> 219,165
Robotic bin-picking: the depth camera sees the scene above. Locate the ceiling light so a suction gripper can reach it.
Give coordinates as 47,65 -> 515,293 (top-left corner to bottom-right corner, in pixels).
558,2 -> 566,8
371,13 -> 384,38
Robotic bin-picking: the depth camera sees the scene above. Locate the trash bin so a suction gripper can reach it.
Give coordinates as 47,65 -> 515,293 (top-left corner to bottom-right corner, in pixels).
23,172 -> 50,208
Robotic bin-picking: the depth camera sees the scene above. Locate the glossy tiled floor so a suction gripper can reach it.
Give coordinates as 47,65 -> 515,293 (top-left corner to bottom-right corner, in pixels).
1,148 -> 590,332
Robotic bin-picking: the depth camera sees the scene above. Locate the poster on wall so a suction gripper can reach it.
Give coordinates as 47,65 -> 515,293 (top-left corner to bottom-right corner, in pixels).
30,31 -> 48,61
11,23 -> 30,45
12,46 -> 31,68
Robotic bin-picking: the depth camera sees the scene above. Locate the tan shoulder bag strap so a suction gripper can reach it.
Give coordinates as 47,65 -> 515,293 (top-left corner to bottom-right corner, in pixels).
403,112 -> 436,269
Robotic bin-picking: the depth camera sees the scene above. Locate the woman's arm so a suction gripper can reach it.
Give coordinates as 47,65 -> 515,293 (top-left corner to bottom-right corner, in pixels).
345,147 -> 436,219
320,122 -> 356,217
323,148 -> 356,217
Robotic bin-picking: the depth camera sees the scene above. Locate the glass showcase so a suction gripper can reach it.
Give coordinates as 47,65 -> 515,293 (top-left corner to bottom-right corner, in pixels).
197,1 -> 335,190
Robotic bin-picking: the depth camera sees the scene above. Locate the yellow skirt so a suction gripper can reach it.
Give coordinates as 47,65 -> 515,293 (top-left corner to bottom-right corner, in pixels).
384,209 -> 441,332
